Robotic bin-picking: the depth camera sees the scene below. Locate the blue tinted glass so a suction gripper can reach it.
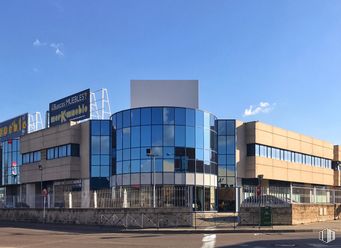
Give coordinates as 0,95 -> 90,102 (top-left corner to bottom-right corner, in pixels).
141,159 -> 151,172
175,126 -> 186,146
91,121 -> 101,135
131,160 -> 140,173
218,155 -> 226,165
163,125 -> 174,146
226,136 -> 235,154
218,165 -> 227,177
210,115 -> 216,130
210,130 -> 217,151
218,136 -> 227,154
91,155 -> 100,165
122,128 -> 131,149
204,129 -> 210,149
91,136 -> 100,154
112,114 -> 116,129
131,148 -> 140,160
116,112 -> 122,129
226,155 -> 236,165
152,108 -> 163,124
155,158 -> 163,172
217,121 -> 227,135
141,148 -> 150,159
123,149 -> 130,160
163,147 -> 174,158
101,136 -> 110,154
163,159 -> 174,172
101,166 -> 110,177
204,149 -> 210,162
131,109 -> 140,126
116,150 -> 122,161
131,126 -> 140,147
186,126 -> 195,148
186,109 -> 195,126
226,166 -> 235,176
116,129 -> 123,150
101,121 -> 110,135
141,108 -> 151,125
226,120 -> 235,135
91,166 -> 100,177
123,161 -> 130,173
195,148 -> 204,160
163,108 -> 174,125
204,112 -> 210,128
101,155 -> 110,165
175,108 -> 186,125
196,127 -> 204,148
152,125 -> 162,146
195,110 -> 204,127
141,126 -> 151,147
152,146 -> 163,157
123,110 -> 131,128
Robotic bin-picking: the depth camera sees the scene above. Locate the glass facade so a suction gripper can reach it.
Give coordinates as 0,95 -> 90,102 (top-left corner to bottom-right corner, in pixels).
112,107 -> 218,180
217,120 -> 236,187
1,139 -> 22,185
90,120 -> 112,190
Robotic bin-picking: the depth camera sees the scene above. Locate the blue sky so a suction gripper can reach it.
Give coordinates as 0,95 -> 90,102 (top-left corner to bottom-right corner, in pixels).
1,0 -> 341,143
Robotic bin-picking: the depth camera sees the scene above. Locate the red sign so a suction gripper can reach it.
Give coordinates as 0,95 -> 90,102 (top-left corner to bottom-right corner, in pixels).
256,186 -> 262,196
42,189 -> 48,197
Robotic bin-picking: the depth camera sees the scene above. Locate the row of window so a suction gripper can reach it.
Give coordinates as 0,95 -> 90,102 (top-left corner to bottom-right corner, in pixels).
22,151 -> 41,164
247,144 -> 332,169
112,107 -> 216,130
115,125 -> 217,150
115,159 -> 218,174
115,147 -> 217,163
47,144 -> 80,160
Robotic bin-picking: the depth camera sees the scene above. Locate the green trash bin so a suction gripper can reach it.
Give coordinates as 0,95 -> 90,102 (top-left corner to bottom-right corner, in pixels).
260,206 -> 272,226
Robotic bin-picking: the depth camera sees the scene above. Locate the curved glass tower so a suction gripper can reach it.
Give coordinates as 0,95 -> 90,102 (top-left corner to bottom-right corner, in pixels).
111,107 -> 218,211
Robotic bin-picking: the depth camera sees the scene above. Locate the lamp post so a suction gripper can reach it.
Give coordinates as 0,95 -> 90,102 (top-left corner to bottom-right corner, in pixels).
38,165 -> 43,194
146,148 -> 158,208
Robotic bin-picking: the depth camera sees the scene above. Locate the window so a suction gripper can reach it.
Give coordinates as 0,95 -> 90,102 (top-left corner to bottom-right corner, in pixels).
175,108 -> 186,125
46,144 -> 79,160
163,108 -> 174,125
163,125 -> 174,146
141,126 -> 151,147
131,109 -> 141,126
186,109 -> 195,126
152,125 -> 162,146
175,126 -> 185,147
123,110 -> 131,128
131,127 -> 140,147
152,108 -> 163,125
141,108 -> 151,125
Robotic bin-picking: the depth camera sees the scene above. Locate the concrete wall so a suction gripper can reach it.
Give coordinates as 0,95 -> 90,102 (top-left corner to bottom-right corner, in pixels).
239,204 -> 341,226
20,121 -> 90,183
0,208 -> 193,228
130,80 -> 199,109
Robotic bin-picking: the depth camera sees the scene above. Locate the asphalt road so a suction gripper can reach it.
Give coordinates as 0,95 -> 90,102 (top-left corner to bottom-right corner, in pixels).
0,226 -> 340,248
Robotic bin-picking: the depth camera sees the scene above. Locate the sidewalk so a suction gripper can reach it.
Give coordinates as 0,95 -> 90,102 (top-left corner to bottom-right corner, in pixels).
0,219 -> 340,234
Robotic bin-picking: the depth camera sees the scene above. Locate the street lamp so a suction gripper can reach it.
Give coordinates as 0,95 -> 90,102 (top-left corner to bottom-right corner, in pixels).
38,165 -> 43,194
146,148 -> 158,208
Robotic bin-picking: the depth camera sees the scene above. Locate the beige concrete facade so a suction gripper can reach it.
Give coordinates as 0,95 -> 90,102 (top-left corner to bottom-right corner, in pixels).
20,121 -> 90,184
237,121 -> 338,186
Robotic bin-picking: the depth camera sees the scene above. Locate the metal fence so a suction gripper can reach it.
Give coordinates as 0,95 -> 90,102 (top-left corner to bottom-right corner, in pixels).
0,186 -> 192,209
241,185 -> 341,207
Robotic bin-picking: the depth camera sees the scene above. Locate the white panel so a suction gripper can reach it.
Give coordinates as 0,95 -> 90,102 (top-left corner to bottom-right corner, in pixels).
196,173 -> 204,186
110,176 -> 116,187
163,172 -> 174,184
204,174 -> 211,186
116,175 -> 123,186
154,172 -> 163,185
131,80 -> 199,109
141,173 -> 151,185
211,175 -> 217,187
186,173 -> 195,185
131,174 -> 140,185
175,173 -> 185,185
123,174 -> 130,186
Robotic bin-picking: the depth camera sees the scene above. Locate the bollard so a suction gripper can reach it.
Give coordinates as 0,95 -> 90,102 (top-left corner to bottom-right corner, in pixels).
68,192 -> 72,209
94,191 -> 98,208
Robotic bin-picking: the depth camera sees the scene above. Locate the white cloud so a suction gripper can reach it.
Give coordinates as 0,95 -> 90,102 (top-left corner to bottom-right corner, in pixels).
33,39 -> 47,47
33,39 -> 64,57
243,102 -> 276,117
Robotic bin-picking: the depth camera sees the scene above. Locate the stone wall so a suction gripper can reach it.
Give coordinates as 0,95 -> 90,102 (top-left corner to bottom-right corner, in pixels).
239,204 -> 341,226
0,208 -> 193,228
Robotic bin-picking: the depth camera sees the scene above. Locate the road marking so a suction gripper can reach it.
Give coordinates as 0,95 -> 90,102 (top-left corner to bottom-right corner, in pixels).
274,245 -> 296,247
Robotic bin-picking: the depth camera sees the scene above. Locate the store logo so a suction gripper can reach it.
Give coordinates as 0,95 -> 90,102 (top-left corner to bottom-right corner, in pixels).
319,229 -> 336,244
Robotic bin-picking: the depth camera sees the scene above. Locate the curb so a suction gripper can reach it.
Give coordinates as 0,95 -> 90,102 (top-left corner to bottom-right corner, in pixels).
118,229 -> 315,234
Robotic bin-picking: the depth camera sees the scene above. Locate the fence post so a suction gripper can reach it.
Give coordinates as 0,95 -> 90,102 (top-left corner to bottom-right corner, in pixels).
94,191 -> 97,209
68,192 -> 72,209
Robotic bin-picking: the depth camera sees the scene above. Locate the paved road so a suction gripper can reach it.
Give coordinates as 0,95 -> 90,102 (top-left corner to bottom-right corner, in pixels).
0,226 -> 340,248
